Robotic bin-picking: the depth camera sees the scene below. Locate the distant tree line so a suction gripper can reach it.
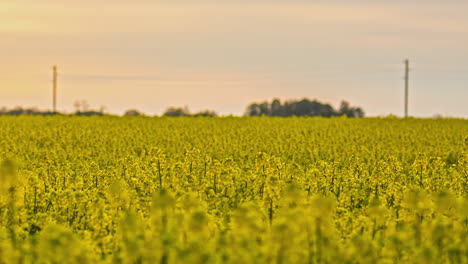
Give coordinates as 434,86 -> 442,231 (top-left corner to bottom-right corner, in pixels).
0,106 -> 218,117
123,107 -> 218,117
0,107 -> 58,116
0,107 -> 106,116
1,98 -> 364,118
0,100 -> 110,116
160,107 -> 217,117
245,98 -> 365,117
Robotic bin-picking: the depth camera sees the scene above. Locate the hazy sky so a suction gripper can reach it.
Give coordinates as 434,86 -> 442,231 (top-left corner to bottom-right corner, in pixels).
1,0 -> 467,116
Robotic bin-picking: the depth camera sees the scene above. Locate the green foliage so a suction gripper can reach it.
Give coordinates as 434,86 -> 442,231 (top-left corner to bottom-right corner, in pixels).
163,106 -> 218,117
0,116 -> 466,263
245,98 -> 364,117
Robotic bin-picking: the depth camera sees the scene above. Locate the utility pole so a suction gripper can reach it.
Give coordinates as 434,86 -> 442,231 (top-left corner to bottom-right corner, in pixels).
53,65 -> 57,113
404,59 -> 409,118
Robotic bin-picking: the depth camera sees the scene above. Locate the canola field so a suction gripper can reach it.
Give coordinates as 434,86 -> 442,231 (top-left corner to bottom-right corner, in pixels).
0,116 -> 467,263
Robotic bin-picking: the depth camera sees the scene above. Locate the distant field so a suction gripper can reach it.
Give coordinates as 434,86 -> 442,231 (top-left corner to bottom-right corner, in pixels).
0,116 -> 467,263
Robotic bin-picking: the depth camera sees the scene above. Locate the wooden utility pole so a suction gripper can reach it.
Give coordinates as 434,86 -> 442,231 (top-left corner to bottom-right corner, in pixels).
53,65 -> 57,113
404,59 -> 409,118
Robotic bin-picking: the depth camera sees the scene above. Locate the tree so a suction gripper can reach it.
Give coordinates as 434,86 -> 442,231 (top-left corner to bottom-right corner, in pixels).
245,103 -> 262,116
75,110 -> 103,116
163,106 -> 190,117
124,109 -> 143,116
244,98 -> 365,118
352,107 -> 365,118
73,100 -> 90,113
271,98 -> 282,116
193,110 -> 217,117
338,100 -> 365,117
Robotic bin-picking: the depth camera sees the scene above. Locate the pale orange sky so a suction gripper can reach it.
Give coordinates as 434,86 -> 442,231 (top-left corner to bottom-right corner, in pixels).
1,0 -> 467,116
